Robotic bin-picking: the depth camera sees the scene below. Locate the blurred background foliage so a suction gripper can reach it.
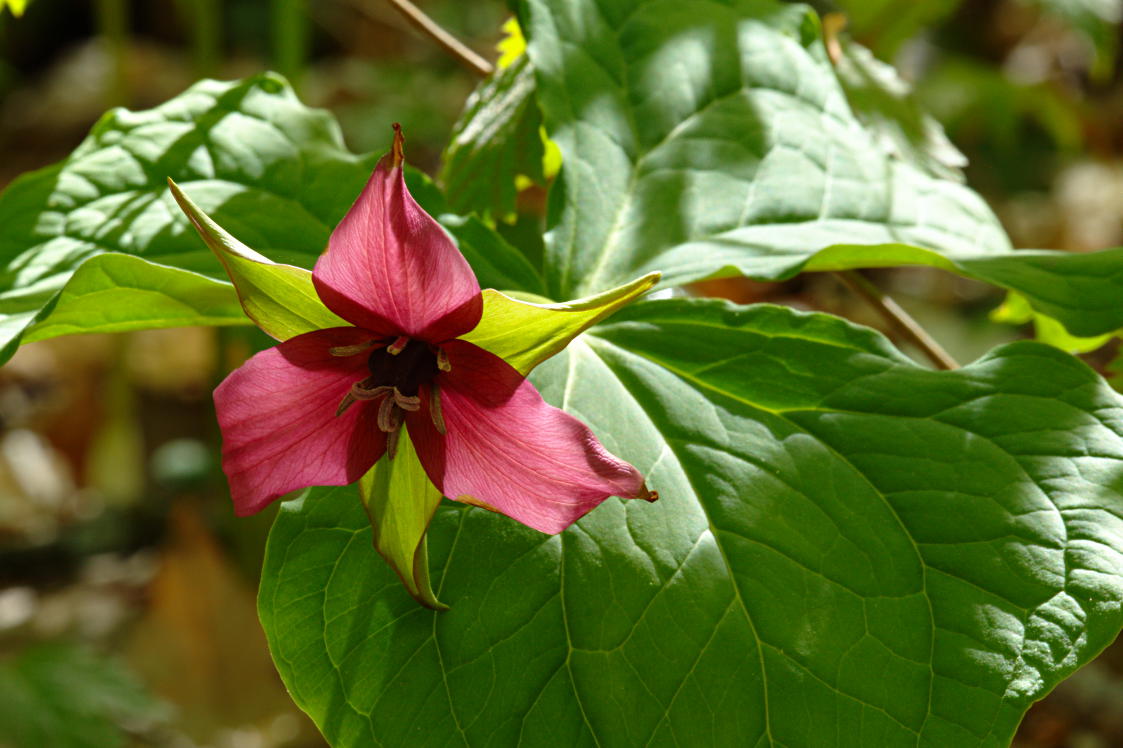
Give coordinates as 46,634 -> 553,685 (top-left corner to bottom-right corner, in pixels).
0,0 -> 1121,746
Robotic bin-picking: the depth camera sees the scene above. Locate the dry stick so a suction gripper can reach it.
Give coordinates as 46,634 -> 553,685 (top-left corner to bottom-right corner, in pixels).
835,270 -> 959,370
383,0 -> 494,77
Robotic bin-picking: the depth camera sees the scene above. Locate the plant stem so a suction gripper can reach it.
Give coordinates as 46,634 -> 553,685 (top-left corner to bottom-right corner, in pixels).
380,0 -> 493,77
835,270 -> 959,370
188,0 -> 221,78
273,0 -> 309,87
95,0 -> 129,106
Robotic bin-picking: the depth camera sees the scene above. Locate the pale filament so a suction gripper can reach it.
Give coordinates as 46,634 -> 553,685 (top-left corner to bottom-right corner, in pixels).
328,339 -> 382,357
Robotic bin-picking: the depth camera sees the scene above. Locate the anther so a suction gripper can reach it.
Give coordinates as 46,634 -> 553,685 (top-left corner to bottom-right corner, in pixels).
436,347 -> 451,372
377,397 -> 403,433
329,339 -> 380,357
393,391 -> 421,411
351,382 -> 392,401
430,382 -> 446,435
386,336 -> 410,356
336,391 -> 356,417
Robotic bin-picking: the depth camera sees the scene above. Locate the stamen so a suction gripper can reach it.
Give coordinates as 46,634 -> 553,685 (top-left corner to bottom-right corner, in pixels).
329,339 -> 380,357
351,382 -> 392,401
387,336 -> 410,355
386,426 -> 401,460
430,382 -> 446,435
377,397 -> 403,433
336,391 -> 357,417
393,390 -> 421,412
436,347 -> 451,372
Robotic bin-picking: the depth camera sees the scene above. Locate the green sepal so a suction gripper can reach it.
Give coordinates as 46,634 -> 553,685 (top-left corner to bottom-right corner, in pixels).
462,271 -> 660,375
358,428 -> 447,611
167,178 -> 346,341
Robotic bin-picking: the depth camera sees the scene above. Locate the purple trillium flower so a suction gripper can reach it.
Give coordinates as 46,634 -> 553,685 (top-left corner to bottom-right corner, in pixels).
215,125 -> 656,534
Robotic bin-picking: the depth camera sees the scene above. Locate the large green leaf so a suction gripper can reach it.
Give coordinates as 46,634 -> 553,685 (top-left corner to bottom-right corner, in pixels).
259,299 -> 1123,746
0,74 -> 545,363
519,0 -> 1123,337
831,37 -> 966,182
0,73 -> 370,360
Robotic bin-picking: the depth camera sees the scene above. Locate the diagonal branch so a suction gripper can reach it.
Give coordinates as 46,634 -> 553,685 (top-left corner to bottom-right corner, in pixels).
835,270 -> 959,370
379,0 -> 494,77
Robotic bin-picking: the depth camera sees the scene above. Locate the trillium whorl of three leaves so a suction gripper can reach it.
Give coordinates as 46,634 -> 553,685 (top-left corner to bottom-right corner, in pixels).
261,299 -> 1123,746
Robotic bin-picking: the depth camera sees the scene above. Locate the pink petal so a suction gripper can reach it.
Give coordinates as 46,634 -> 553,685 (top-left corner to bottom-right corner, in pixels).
313,126 -> 482,342
408,340 -> 654,534
215,327 -> 386,515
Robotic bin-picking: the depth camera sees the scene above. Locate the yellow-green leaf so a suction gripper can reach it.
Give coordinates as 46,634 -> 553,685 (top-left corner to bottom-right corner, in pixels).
992,291 -> 1115,354
1,0 -> 28,17
496,17 -> 525,69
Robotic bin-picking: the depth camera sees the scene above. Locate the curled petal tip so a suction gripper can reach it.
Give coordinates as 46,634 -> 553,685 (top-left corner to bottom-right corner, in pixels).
643,488 -> 659,503
391,123 -> 404,168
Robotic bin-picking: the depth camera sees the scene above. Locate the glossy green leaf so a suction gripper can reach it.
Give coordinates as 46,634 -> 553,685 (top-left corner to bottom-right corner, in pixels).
0,74 -> 551,363
260,299 -> 1123,746
832,37 -> 966,181
462,271 -> 659,375
440,55 -> 545,222
0,73 -> 372,361
167,177 -> 346,340
520,0 -> 1123,337
359,428 -> 447,611
17,253 -> 247,344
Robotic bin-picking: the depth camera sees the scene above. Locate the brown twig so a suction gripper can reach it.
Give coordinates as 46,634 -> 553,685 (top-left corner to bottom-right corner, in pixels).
380,0 -> 493,77
835,270 -> 959,370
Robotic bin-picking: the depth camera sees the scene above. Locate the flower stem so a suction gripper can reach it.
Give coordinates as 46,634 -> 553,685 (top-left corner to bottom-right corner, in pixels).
380,0 -> 493,77
835,270 -> 959,370
95,0 -> 129,106
186,0 -> 221,78
273,0 -> 310,87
